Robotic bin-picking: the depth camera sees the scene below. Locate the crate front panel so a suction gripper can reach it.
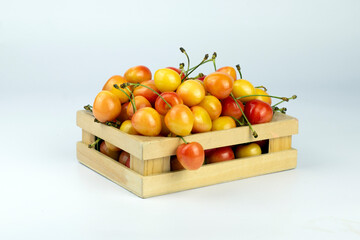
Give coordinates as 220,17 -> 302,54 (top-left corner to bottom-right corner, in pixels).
77,110 -> 298,160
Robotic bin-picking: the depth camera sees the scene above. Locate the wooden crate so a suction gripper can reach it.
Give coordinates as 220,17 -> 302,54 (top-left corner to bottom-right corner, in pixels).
76,110 -> 298,198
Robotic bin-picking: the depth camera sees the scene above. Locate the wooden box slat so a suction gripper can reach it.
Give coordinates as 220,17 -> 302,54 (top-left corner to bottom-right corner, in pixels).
77,110 -> 298,160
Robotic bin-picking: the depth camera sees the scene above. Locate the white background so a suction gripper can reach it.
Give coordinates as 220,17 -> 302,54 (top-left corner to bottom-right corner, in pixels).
1,0 -> 360,239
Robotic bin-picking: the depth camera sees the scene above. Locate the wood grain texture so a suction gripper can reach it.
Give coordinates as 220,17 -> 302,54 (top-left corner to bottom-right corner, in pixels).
269,136 -> 292,153
77,110 -> 298,160
130,155 -> 170,176
76,142 -> 143,197
142,149 -> 297,198
82,130 -> 95,145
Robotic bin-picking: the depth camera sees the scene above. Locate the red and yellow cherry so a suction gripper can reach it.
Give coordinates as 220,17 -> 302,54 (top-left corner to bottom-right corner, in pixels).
176,142 -> 204,170
102,75 -> 130,104
212,116 -> 236,131
155,92 -> 183,115
232,79 -> 256,103
119,151 -> 130,165
126,95 -> 151,118
207,146 -> 234,163
93,90 -> 122,123
133,80 -> 160,105
170,155 -> 185,171
176,80 -> 205,107
131,107 -> 162,136
198,95 -> 222,120
124,65 -> 152,83
235,143 -> 262,158
216,66 -> 237,81
244,99 -> 273,124
191,106 -> 212,133
221,96 -> 244,119
105,141 -> 121,152
204,72 -> 234,99
154,68 -> 181,92
119,120 -> 138,135
117,102 -> 129,122
100,141 -> 121,160
165,104 -> 194,136
254,88 -> 272,105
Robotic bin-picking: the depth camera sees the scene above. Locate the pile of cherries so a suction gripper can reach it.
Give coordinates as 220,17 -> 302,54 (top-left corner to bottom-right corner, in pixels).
85,48 -> 296,171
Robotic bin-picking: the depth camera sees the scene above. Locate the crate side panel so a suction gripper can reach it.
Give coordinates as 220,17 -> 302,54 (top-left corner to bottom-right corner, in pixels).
77,110 -> 143,159
130,155 -> 170,176
269,136 -> 292,153
76,142 -> 144,197
142,114 -> 298,160
82,130 -> 95,145
142,149 -> 297,198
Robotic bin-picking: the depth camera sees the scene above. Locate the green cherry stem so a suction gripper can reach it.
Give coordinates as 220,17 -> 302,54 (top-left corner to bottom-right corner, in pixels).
182,54 -> 209,81
255,85 -> 267,91
129,86 -> 137,112
235,64 -> 243,79
212,52 -> 217,71
180,47 -> 190,73
187,73 -> 204,80
272,101 -> 284,108
88,138 -> 101,148
120,82 -> 172,109
187,59 -> 213,72
106,120 -> 121,128
272,95 -> 297,108
113,84 -> 137,112
177,135 -> 188,144
273,106 -> 287,113
84,104 -> 93,112
230,116 -> 244,126
236,94 -> 297,102
230,93 -> 258,138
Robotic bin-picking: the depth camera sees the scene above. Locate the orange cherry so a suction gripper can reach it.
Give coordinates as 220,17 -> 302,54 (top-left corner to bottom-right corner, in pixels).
102,75 -> 130,104
216,66 -> 237,81
124,65 -> 152,83
93,90 -> 121,123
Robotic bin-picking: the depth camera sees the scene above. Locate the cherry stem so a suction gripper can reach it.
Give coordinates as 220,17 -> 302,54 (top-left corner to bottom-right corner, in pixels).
84,104 -> 93,112
180,47 -> 190,73
230,93 -> 258,138
273,106 -> 287,114
177,136 -> 188,144
187,73 -> 204,80
113,84 -> 137,112
187,59 -> 212,71
236,94 -> 297,102
120,82 -> 172,109
271,95 -> 297,108
182,54 -> 209,81
106,120 -> 121,128
255,86 -> 267,92
236,64 -> 243,79
212,52 -> 217,71
230,116 -> 244,126
88,138 -> 101,148
129,86 -> 137,112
